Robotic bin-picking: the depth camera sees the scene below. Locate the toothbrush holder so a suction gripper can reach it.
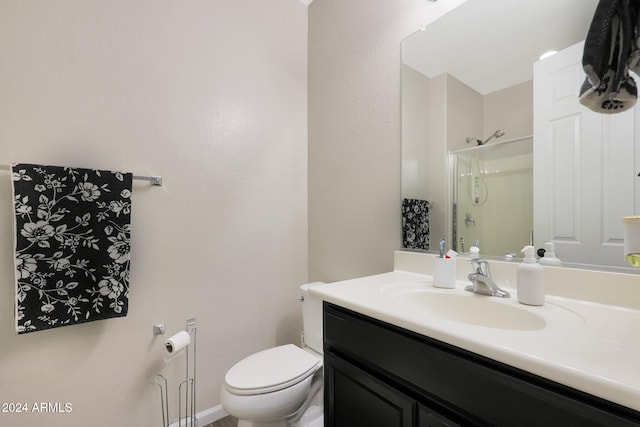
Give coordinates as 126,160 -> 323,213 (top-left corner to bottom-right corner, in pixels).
433,255 -> 457,289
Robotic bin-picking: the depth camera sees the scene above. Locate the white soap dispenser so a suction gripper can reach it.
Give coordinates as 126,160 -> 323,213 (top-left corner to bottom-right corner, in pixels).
538,242 -> 562,266
517,245 -> 545,306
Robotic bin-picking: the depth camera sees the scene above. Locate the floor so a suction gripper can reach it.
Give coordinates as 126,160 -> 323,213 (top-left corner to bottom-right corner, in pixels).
206,415 -> 237,427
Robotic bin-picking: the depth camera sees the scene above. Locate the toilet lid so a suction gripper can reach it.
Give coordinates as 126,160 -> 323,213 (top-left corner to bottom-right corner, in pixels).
225,344 -> 321,395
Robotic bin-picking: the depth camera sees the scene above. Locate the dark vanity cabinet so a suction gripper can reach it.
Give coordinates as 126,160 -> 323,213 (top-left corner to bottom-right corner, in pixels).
323,303 -> 640,427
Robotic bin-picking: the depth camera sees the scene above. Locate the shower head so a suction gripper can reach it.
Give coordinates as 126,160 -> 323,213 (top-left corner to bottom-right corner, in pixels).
482,129 -> 505,145
466,130 -> 505,146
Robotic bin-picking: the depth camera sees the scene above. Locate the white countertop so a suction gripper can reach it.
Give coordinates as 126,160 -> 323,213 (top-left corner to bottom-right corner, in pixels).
309,269 -> 640,412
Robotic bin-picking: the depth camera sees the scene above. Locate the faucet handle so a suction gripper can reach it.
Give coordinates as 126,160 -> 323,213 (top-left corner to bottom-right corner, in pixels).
469,258 -> 490,276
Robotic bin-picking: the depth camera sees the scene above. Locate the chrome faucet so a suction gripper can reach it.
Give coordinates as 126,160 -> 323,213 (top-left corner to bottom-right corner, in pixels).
465,259 -> 510,298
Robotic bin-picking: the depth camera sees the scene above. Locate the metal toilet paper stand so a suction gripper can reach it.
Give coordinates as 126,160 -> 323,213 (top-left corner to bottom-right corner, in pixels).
155,318 -> 197,427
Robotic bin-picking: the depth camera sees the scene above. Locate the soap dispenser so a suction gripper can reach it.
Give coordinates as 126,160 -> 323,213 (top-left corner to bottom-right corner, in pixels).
517,245 -> 544,306
538,242 -> 562,266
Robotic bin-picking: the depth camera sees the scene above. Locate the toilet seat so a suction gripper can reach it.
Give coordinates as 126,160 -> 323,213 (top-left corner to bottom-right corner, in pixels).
225,344 -> 321,395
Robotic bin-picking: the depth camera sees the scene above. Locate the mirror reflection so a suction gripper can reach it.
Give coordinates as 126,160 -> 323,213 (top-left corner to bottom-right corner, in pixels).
452,136 -> 533,257
399,0 -> 640,268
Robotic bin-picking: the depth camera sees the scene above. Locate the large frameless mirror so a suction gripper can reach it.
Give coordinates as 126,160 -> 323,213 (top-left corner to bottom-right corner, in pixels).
401,0 -> 640,269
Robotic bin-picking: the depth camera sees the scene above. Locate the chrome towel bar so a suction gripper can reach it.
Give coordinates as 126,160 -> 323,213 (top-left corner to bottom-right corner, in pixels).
1,164 -> 163,186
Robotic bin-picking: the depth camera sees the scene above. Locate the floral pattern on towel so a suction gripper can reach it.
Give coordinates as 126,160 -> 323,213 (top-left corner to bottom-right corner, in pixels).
402,198 -> 429,250
12,164 -> 133,334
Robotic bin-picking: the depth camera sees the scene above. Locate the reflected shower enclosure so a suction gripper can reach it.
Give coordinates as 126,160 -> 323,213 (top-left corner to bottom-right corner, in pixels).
451,137 -> 533,256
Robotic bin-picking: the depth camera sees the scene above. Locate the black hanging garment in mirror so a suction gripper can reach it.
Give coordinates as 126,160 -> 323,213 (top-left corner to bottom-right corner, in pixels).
580,0 -> 640,113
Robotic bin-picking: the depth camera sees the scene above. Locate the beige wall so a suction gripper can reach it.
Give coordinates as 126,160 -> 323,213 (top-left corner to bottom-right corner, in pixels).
308,0 -> 466,282
484,80 -> 533,140
0,1 -> 307,426
446,75 -> 483,153
402,65 -> 431,201
426,74 -> 449,247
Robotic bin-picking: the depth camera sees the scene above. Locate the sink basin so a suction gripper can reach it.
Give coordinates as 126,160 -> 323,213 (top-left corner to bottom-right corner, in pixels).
380,282 -> 584,331
394,290 -> 545,330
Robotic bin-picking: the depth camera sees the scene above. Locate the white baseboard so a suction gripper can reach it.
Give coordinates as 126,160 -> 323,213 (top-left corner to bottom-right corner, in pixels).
168,404 -> 228,427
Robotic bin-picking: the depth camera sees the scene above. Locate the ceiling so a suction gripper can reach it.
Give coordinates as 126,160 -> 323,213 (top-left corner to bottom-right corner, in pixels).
402,0 -> 598,95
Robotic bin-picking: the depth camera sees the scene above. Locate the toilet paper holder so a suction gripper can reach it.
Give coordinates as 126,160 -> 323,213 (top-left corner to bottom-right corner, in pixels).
153,323 -> 166,335
155,318 -> 197,427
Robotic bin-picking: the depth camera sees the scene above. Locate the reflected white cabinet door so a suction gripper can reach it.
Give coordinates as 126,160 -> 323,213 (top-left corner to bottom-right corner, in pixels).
533,41 -> 636,266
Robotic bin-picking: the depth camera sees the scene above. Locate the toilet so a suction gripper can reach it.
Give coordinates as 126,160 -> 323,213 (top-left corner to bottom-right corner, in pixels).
220,282 -> 325,427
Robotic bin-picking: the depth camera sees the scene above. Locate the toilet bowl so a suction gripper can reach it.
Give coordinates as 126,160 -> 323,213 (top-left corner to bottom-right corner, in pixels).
220,282 -> 325,427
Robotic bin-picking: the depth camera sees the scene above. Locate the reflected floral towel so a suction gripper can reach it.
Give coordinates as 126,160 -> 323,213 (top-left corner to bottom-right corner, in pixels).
402,198 -> 429,250
11,164 -> 133,334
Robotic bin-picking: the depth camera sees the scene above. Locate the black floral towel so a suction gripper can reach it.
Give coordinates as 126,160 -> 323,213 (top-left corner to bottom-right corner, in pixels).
402,198 -> 429,250
11,164 -> 133,334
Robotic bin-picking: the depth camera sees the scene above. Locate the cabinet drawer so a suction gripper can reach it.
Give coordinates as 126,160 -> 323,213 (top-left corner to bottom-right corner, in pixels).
324,303 -> 640,427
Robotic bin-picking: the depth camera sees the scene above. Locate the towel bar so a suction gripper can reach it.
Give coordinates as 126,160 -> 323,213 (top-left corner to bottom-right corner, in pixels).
132,175 -> 163,186
0,164 -> 163,186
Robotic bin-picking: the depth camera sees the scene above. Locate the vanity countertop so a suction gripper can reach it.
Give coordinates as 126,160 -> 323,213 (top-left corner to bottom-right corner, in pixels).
309,269 -> 640,412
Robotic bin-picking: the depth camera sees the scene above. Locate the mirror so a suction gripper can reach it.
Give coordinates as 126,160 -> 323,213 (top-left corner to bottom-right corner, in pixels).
400,0 -> 638,268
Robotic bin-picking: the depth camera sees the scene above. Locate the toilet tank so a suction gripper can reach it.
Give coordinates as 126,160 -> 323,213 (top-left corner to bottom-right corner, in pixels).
300,282 -> 325,354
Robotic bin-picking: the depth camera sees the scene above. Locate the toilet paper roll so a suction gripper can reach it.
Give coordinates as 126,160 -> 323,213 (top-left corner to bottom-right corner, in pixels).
164,331 -> 191,355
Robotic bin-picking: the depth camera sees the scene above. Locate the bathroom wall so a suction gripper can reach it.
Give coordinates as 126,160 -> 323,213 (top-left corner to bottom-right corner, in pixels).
484,80 -> 533,140
401,64 -> 431,201
308,0 -> 469,282
0,1 -> 307,426
446,75 -> 483,153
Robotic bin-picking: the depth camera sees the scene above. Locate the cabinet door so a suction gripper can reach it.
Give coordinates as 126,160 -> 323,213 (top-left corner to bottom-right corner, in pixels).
418,404 -> 461,427
324,350 -> 414,427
